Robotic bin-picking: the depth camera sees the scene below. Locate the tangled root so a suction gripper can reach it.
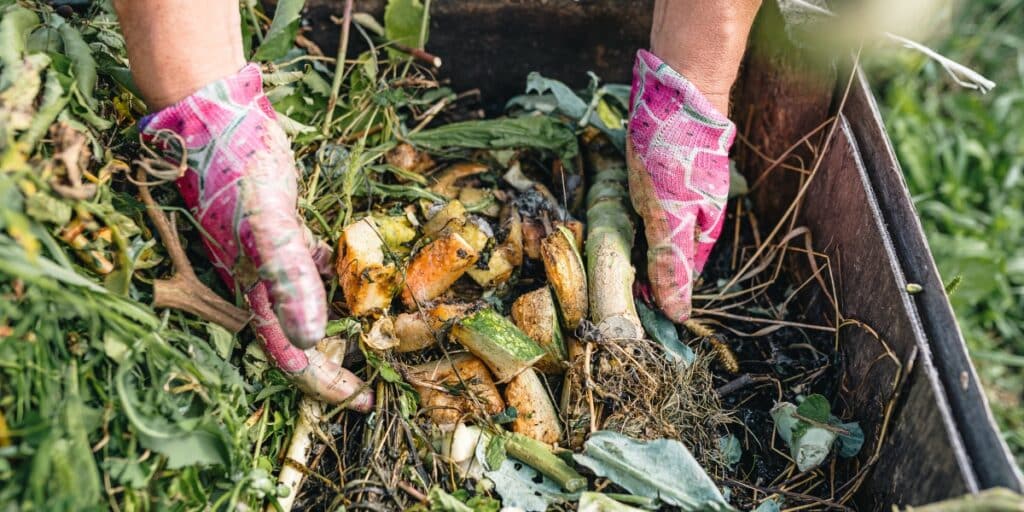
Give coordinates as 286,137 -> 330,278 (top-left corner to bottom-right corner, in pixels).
561,335 -> 733,469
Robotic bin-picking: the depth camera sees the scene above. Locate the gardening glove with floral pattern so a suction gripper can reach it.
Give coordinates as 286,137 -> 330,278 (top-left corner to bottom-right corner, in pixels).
140,63 -> 372,411
627,50 -> 737,322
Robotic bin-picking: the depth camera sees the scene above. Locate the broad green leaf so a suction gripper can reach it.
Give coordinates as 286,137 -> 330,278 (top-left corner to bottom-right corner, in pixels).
254,0 -> 305,61
24,191 -> 72,225
0,5 -> 38,68
484,454 -> 572,511
635,300 -> 695,365
718,434 -> 742,468
408,116 -> 579,173
796,394 -> 831,423
206,323 -> 236,360
58,23 -> 97,107
426,486 -> 473,512
523,71 -> 588,119
574,431 -> 732,511
484,433 -> 507,470
834,420 -> 865,458
384,0 -> 428,49
26,25 -> 62,54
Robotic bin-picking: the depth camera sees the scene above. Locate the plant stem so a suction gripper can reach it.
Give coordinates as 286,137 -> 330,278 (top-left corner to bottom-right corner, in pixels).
583,136 -> 643,340
322,0 -> 354,136
136,170 -> 250,332
505,433 -> 586,493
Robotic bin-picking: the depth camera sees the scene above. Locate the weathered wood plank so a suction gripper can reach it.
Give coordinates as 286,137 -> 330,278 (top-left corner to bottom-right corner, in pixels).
844,69 -> 1023,491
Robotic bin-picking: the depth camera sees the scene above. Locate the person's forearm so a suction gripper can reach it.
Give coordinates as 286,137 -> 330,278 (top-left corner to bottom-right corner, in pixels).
113,0 -> 245,110
650,0 -> 761,114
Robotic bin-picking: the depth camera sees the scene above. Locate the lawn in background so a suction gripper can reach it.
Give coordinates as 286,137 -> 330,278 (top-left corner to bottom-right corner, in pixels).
871,0 -> 1024,465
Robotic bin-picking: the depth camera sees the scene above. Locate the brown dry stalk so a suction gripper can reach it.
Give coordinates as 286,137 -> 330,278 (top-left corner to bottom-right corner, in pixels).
135,169 -> 249,332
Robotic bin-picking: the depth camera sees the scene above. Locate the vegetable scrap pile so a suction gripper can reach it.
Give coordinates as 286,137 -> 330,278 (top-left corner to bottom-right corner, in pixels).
0,1 -> 894,511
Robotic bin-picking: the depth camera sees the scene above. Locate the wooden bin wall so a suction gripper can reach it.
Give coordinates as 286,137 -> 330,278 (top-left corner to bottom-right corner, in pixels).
301,0 -> 1022,507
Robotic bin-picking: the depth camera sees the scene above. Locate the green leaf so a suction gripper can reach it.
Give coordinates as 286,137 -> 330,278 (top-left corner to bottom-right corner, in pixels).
635,300 -> 695,365
254,0 -> 305,61
834,420 -> 864,458
484,453 -> 573,511
426,486 -> 473,512
384,0 -> 428,49
718,434 -> 742,469
58,23 -> 97,107
103,330 -> 131,363
770,402 -> 836,472
138,425 -> 232,470
24,192 -> 72,225
0,5 -> 38,69
206,323 -> 236,360
796,394 -> 831,424
522,72 -> 587,119
484,434 -> 507,470
574,431 -> 733,511
408,116 -> 579,173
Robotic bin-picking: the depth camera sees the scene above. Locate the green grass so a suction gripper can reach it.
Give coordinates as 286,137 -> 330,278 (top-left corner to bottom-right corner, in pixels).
870,0 -> 1024,466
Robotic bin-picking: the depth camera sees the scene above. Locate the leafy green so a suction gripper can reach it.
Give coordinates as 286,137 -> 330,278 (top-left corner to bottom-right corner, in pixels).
408,116 -> 580,173
796,393 -> 831,423
0,5 -> 37,72
254,0 -> 305,61
635,300 -> 695,365
573,431 -> 732,511
719,434 -> 742,469
58,23 -> 97,107
835,420 -> 865,458
384,0 -> 428,49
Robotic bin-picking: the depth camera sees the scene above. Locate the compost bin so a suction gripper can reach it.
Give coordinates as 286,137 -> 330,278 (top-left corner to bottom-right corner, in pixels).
298,0 -> 1023,509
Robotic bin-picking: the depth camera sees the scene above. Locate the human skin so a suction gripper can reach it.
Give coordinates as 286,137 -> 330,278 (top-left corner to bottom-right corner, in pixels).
112,0 -> 246,110
650,0 -> 762,115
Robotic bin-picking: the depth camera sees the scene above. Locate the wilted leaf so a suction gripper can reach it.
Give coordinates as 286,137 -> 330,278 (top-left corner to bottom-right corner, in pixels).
573,431 -> 732,511
635,300 -> 695,365
409,115 -> 580,173
834,420 -> 865,458
770,401 -> 836,472
254,0 -> 305,61
484,456 -> 572,512
23,191 -> 70,227
719,434 -> 742,469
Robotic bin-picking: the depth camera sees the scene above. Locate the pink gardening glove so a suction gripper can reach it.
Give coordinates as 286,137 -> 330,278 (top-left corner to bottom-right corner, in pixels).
627,50 -> 737,322
141,64 -> 372,410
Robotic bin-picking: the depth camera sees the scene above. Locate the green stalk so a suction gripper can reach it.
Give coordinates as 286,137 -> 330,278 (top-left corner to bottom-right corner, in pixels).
584,137 -> 643,340
505,433 -> 586,493
322,0 -> 354,135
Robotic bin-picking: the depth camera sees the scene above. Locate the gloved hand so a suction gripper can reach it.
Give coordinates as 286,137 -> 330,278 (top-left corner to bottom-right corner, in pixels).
627,50 -> 737,322
140,64 -> 372,410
